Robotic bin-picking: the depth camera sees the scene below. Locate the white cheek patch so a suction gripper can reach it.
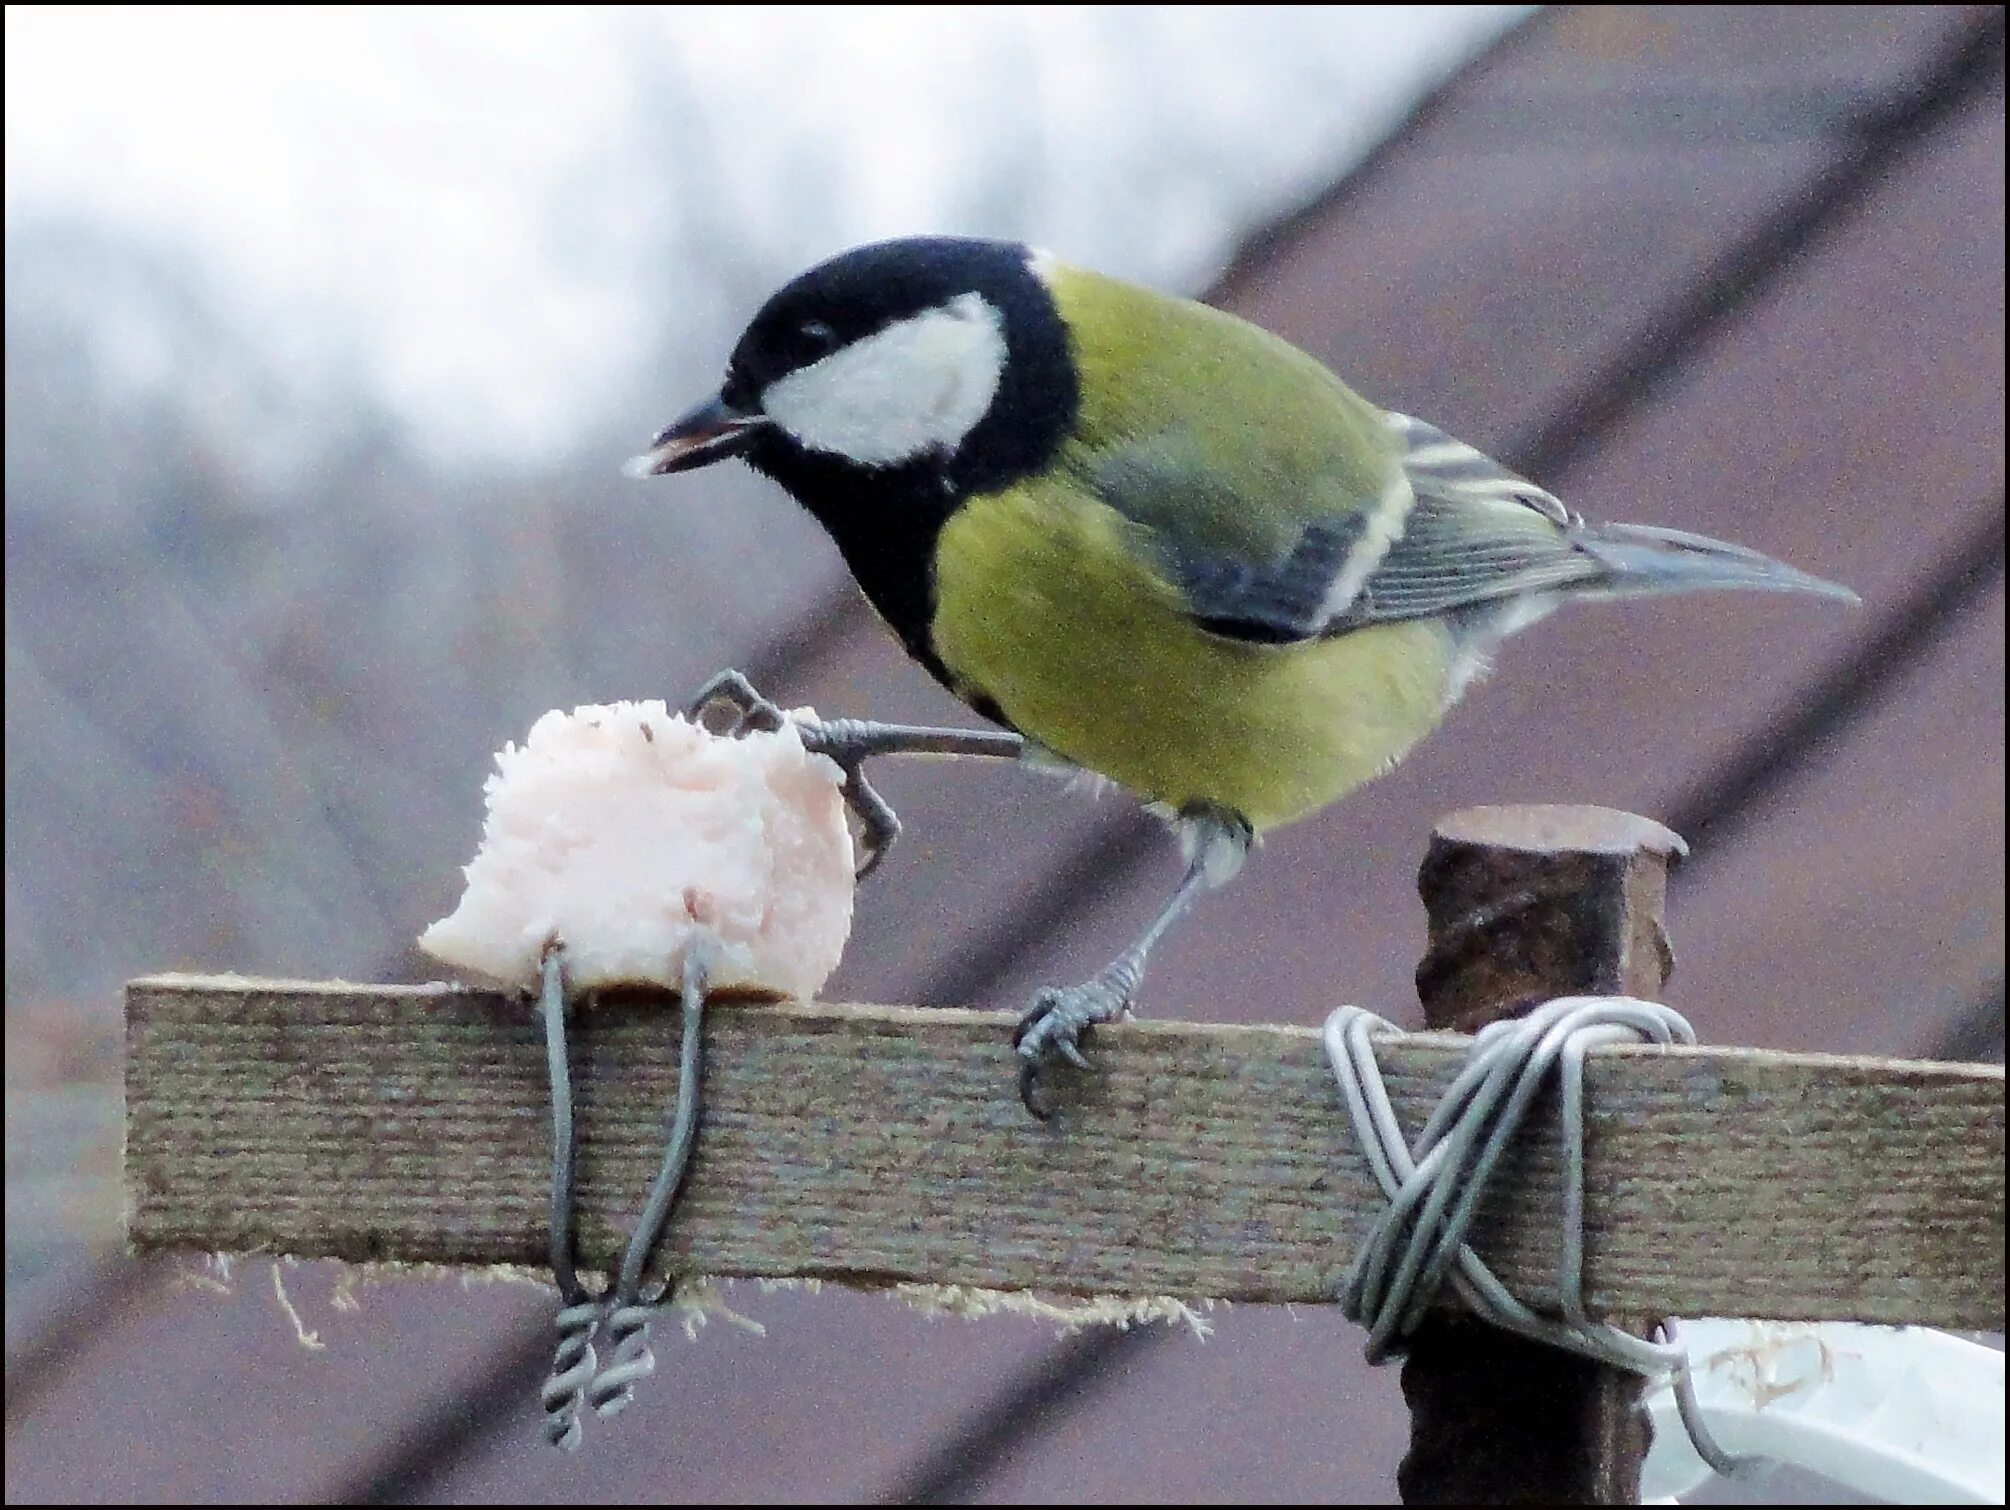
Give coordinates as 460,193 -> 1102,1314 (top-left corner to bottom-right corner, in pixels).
763,292 -> 1007,466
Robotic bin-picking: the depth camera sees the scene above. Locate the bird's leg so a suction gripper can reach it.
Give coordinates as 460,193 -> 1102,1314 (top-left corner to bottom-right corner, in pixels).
1013,807 -> 1252,1118
686,669 -> 1025,877
535,941 -> 604,1451
587,943 -> 712,1419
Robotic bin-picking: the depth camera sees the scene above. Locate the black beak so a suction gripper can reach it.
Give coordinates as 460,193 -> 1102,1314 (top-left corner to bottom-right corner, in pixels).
623,393 -> 765,478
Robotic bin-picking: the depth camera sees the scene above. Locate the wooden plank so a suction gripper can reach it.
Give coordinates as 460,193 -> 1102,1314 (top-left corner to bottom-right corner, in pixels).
126,977 -> 2005,1328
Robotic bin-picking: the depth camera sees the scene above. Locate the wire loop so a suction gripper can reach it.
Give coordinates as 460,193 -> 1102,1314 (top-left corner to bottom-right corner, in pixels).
535,940 -> 712,1445
1324,996 -> 1758,1481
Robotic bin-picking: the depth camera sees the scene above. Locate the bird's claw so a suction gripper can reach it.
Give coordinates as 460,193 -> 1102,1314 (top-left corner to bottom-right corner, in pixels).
839,767 -> 901,878
685,669 -> 787,737
1013,975 -> 1133,1118
684,670 -> 901,878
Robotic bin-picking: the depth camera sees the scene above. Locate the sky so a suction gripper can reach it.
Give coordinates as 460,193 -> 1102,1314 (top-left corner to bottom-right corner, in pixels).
6,6 -> 1527,466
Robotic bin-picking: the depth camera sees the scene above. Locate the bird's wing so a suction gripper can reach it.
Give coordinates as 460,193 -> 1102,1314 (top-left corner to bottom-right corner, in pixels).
1326,412 -> 1606,632
1081,425 -> 1401,642
1086,409 -> 1601,644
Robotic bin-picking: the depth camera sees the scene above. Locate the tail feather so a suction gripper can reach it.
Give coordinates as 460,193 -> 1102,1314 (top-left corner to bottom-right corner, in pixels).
1576,521 -> 1859,604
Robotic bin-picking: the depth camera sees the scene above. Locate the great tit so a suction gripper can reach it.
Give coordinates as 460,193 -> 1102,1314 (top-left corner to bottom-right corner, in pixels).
630,235 -> 1852,1113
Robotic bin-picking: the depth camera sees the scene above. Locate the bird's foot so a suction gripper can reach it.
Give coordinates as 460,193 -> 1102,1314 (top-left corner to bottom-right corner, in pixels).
1013,961 -> 1142,1118
686,669 -> 903,877
685,667 -> 790,738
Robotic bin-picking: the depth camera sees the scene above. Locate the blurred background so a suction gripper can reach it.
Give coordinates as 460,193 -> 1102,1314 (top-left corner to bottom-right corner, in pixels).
5,4 -> 2001,1503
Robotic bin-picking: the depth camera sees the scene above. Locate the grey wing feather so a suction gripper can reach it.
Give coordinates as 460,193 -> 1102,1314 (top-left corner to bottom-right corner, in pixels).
1086,440 -> 1379,643
1084,416 -> 1595,643
1328,413 -> 1602,631
1177,515 -> 1372,641
1088,414 -> 1850,645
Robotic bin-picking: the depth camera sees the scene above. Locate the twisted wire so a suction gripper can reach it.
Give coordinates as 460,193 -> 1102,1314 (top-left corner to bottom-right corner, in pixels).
536,944 -> 604,1451
586,1296 -> 663,1418
586,945 -> 711,1418
540,1297 -> 606,1451
1323,996 -> 1756,1480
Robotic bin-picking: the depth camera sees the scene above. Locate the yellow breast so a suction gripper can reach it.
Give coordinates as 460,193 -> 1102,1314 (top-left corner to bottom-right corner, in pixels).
931,483 -> 1456,832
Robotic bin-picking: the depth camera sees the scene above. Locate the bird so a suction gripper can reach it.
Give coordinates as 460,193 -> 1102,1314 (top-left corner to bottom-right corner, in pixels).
627,235 -> 1853,1114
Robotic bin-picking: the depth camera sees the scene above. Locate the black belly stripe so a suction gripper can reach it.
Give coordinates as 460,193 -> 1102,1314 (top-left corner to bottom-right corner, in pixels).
746,443 -> 966,690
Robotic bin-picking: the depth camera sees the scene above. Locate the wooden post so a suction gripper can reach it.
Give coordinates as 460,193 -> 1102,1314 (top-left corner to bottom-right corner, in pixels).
1398,804 -> 1684,1506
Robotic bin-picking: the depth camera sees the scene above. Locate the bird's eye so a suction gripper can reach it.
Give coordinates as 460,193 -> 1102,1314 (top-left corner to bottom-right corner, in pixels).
793,320 -> 838,362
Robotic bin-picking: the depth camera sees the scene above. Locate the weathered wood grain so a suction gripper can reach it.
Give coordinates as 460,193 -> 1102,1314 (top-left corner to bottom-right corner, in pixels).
126,976 -> 2005,1328
1402,803 -> 1679,1505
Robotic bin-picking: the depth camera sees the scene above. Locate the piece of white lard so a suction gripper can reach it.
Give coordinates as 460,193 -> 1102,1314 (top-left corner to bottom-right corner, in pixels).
420,700 -> 854,998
